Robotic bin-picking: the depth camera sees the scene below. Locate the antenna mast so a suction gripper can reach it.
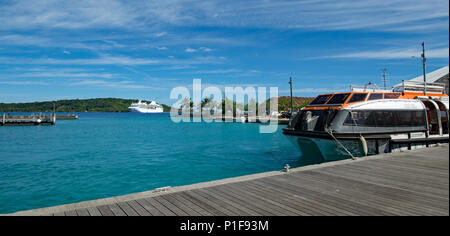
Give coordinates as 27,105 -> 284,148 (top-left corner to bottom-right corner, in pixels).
289,77 -> 293,113
421,42 -> 427,95
381,68 -> 388,90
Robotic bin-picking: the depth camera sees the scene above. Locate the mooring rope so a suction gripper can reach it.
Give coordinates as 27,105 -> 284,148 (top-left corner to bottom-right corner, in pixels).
328,129 -> 358,160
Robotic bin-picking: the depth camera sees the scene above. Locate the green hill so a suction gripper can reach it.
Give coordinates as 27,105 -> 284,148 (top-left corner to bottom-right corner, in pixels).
0,98 -> 170,112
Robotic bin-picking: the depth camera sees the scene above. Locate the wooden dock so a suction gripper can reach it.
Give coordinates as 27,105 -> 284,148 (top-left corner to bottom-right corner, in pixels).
1,113 -> 56,126
55,114 -> 78,120
0,113 -> 78,126
8,144 -> 449,216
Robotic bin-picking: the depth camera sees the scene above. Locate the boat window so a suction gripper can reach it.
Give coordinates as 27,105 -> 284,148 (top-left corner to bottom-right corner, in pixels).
383,93 -> 401,99
368,93 -> 383,100
343,110 -> 426,127
347,93 -> 368,103
309,95 -> 332,105
326,93 -> 350,105
293,110 -> 335,132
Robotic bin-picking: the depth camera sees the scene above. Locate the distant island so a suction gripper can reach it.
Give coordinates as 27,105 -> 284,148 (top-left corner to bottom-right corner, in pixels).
0,96 -> 313,113
0,98 -> 171,113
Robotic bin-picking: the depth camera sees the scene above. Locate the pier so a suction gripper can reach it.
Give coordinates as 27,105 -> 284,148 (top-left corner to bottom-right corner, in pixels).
1,113 -> 56,126
0,113 -> 78,126
7,144 -> 449,216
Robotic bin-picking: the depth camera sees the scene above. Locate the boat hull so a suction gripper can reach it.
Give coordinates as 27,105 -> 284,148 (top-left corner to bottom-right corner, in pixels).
284,128 -> 449,160
128,107 -> 163,113
285,135 -> 364,162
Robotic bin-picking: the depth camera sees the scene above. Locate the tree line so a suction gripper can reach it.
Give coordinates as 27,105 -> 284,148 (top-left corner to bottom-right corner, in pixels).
0,98 -> 171,112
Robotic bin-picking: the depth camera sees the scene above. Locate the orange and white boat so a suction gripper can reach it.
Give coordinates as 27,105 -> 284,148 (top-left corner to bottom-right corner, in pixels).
283,81 -> 449,161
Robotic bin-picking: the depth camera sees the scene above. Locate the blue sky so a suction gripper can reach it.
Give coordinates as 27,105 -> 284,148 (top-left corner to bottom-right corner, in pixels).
0,0 -> 448,105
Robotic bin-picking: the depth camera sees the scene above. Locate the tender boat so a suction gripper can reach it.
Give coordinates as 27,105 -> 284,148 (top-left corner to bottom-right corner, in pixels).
283,81 -> 449,161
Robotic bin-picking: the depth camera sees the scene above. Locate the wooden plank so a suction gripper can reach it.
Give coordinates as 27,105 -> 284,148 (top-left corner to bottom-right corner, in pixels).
53,211 -> 65,216
243,180 -> 354,216
126,200 -> 152,216
196,187 -> 256,216
305,169 -> 449,211
284,171 -> 448,216
97,205 -> 115,216
223,182 -> 304,216
153,195 -> 188,216
117,202 -> 139,216
228,181 -> 312,216
201,187 -> 261,216
160,194 -> 202,216
135,198 -> 163,216
348,161 -> 449,180
75,209 -> 90,216
178,191 -> 228,216
324,164 -> 449,193
256,176 -> 394,216
64,210 -> 77,216
142,196 -> 176,216
323,164 -> 450,199
254,177 -> 383,216
169,192 -> 214,216
107,203 -> 127,216
289,172 -> 438,215
212,184 -> 284,216
86,207 -> 102,216
201,186 -> 269,216
183,190 -> 231,216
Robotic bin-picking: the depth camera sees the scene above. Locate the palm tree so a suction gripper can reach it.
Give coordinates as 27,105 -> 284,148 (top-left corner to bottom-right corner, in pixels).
180,97 -> 193,115
203,97 -> 220,116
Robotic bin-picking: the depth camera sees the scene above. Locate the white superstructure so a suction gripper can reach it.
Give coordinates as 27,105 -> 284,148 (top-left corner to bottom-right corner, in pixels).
128,100 -> 164,113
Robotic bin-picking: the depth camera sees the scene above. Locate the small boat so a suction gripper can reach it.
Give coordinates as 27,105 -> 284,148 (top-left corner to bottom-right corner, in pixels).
283,82 -> 449,161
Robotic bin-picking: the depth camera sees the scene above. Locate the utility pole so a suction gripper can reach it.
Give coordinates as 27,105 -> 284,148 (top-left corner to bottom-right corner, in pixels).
421,41 -> 427,95
381,68 -> 387,90
289,77 -> 293,114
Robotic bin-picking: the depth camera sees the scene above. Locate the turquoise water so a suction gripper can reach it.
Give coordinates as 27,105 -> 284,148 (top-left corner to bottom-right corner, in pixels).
0,112 -> 323,214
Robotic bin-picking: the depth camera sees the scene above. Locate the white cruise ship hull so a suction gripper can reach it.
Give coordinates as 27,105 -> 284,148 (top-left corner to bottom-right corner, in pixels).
129,107 -> 163,113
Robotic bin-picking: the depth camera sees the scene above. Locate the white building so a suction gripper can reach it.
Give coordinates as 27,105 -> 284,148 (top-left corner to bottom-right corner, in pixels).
396,66 -> 449,94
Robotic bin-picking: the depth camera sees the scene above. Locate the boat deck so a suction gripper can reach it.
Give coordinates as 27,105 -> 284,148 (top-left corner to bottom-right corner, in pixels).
8,144 -> 449,216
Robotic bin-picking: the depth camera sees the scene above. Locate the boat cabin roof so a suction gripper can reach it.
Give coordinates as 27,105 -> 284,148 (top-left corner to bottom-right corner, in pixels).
305,91 -> 448,110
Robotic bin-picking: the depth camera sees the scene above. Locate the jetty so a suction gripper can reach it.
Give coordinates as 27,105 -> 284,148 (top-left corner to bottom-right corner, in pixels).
0,113 -> 78,126
7,144 -> 449,216
1,113 -> 56,126
55,114 -> 78,120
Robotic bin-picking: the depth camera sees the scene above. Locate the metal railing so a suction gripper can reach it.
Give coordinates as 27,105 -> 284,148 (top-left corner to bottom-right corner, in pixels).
393,80 -> 446,94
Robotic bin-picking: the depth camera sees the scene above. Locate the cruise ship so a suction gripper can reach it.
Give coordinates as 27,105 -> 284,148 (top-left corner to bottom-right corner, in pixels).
283,81 -> 449,161
128,100 -> 164,113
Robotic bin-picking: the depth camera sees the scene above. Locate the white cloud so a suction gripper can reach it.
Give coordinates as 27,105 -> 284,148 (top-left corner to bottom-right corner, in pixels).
322,47 -> 449,59
0,55 -> 224,66
185,48 -> 197,53
1,0 -> 447,32
154,32 -> 168,37
0,81 -> 49,85
70,79 -> 154,89
62,50 -> 71,54
156,46 -> 168,50
185,47 -> 213,53
193,69 -> 241,74
199,47 -> 212,52
6,72 -> 118,79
